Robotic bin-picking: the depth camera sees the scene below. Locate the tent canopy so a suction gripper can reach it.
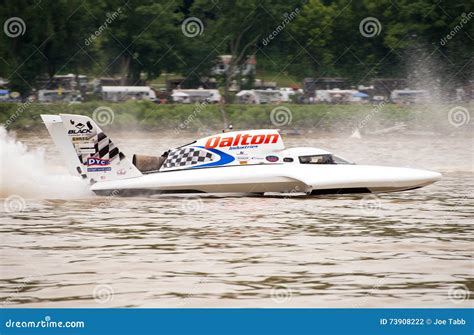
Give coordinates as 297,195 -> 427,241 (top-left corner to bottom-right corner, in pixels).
353,92 -> 369,98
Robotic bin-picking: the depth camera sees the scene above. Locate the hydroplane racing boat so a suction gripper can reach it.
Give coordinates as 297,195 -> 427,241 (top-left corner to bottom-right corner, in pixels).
41,114 -> 442,196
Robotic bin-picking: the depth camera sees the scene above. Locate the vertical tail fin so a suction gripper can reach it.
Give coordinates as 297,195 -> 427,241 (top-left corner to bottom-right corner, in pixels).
41,114 -> 141,183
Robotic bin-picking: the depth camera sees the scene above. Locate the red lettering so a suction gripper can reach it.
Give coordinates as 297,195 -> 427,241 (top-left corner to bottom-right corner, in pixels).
205,136 -> 220,148
241,134 -> 251,145
250,134 -> 265,145
264,134 -> 279,144
205,133 -> 280,148
220,137 -> 233,147
232,134 -> 241,146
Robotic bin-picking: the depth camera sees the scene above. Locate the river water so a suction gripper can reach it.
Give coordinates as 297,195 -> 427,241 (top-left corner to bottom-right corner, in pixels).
1,129 -> 472,307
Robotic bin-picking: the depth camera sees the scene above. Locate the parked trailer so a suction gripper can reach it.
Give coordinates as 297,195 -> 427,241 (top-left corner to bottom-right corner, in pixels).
390,89 -> 429,105
171,89 -> 221,103
38,89 -> 82,103
236,89 -> 296,104
101,86 -> 157,102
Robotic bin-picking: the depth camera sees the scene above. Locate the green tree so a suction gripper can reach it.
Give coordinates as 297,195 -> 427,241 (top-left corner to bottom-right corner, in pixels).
191,0 -> 293,101
290,0 -> 336,76
0,0 -> 96,94
99,0 -> 185,84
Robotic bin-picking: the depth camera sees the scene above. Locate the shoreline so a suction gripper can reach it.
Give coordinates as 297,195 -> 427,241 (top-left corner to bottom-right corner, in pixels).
0,101 -> 471,134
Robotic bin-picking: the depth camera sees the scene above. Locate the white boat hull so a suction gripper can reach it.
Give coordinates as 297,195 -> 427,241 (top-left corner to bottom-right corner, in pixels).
90,164 -> 442,196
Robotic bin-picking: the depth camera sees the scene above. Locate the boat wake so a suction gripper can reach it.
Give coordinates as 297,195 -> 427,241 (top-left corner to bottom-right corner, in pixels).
0,126 -> 92,199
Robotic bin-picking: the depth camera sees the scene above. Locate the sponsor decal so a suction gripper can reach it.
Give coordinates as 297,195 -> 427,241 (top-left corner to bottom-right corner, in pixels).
87,167 -> 111,172
68,120 -> 93,135
78,148 -> 96,154
239,161 -> 248,165
68,129 -> 92,135
266,155 -> 279,162
116,168 -> 126,176
86,158 -> 110,166
205,133 -> 280,149
229,145 -> 258,150
72,136 -> 93,143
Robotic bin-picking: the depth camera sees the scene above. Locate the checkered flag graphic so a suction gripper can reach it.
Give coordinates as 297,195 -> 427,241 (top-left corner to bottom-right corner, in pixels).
77,132 -> 123,164
163,147 -> 214,169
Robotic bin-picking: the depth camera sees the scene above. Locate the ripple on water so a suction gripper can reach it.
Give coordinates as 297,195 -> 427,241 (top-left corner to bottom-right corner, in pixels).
1,134 -> 473,307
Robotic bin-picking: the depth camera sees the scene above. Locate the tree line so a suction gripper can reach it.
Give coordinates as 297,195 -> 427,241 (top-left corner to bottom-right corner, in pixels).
0,0 -> 472,96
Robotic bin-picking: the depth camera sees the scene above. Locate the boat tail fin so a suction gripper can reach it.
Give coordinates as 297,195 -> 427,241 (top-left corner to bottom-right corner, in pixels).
41,114 -> 142,183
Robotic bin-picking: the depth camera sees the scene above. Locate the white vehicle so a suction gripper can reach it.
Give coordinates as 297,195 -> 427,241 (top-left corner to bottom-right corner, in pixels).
171,89 -> 221,103
101,86 -> 156,102
236,89 -> 285,104
391,89 -> 429,104
315,89 -> 357,103
41,114 -> 441,196
38,89 -> 82,103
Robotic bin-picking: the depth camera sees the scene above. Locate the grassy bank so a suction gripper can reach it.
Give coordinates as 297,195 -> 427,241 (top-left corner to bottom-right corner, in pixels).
0,100 -> 461,133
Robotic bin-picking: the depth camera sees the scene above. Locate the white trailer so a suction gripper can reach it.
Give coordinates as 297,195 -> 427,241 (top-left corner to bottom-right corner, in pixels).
390,89 -> 429,104
38,89 -> 82,103
101,86 -> 157,102
171,89 -> 221,103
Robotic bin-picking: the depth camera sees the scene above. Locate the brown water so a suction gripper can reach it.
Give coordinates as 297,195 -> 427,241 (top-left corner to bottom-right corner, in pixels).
1,130 -> 473,307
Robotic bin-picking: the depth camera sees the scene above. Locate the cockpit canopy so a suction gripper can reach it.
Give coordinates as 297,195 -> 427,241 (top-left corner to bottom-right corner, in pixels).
280,147 -> 354,165
298,154 -> 353,165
